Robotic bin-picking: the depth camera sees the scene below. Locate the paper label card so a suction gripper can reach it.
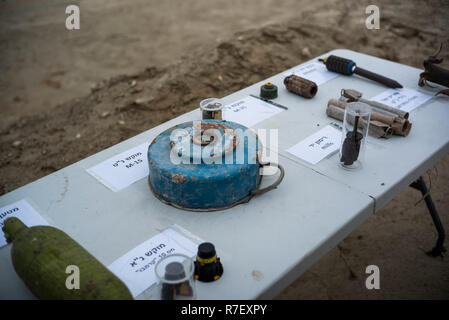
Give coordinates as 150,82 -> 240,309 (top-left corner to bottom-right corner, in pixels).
87,143 -> 150,192
108,227 -> 199,297
286,124 -> 342,165
223,95 -> 284,128
370,88 -> 433,113
283,61 -> 339,86
0,200 -> 49,247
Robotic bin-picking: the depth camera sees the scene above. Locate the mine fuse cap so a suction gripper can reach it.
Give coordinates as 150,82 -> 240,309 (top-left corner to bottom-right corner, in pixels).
194,242 -> 224,282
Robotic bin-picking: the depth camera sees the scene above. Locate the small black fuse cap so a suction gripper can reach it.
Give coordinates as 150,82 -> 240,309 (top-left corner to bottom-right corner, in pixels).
260,82 -> 278,100
194,242 -> 223,282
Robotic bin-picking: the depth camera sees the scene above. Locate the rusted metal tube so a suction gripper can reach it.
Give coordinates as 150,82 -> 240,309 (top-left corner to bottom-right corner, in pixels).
284,75 -> 317,98
327,100 -> 393,138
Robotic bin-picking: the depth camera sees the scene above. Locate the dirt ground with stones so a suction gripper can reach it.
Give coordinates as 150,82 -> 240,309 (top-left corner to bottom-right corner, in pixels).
1,0 -> 448,298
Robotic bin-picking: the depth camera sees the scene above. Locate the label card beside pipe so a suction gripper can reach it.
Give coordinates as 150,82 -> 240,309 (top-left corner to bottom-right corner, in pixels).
286,124 -> 342,165
87,143 -> 150,192
0,200 -> 49,247
370,88 -> 432,113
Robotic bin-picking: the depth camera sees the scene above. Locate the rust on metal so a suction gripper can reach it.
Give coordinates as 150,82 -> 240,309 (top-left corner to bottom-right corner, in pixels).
147,176 -> 260,212
171,173 -> 187,183
191,122 -> 238,157
284,75 -> 318,98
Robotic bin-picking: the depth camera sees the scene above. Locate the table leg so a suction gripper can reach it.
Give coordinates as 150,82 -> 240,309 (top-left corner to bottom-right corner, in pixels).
410,176 -> 446,257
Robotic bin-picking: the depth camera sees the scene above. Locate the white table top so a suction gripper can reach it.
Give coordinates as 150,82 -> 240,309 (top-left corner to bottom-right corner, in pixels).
1,49 -> 447,300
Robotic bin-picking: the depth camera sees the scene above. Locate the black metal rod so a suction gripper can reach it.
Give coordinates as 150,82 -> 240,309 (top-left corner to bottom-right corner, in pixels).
318,55 -> 403,89
410,176 -> 446,257
354,67 -> 403,89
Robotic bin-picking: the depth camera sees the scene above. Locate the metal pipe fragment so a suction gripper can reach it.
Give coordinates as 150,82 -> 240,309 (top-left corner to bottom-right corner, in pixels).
328,99 -> 411,137
327,100 -> 394,138
341,89 -> 409,119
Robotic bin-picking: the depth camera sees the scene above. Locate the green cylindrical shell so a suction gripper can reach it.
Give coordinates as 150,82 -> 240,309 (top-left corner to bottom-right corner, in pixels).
3,217 -> 132,300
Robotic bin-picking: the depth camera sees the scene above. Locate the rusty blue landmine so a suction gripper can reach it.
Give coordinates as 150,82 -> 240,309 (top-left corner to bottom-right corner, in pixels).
148,120 -> 262,211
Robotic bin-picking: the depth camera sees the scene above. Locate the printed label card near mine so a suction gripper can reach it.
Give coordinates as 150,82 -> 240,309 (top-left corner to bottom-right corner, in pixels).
223,95 -> 284,128
108,227 -> 199,297
0,200 -> 49,247
87,143 -> 150,192
287,124 -> 342,165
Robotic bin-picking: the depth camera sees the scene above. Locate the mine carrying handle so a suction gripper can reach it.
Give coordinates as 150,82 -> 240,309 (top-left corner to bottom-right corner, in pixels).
251,162 -> 285,196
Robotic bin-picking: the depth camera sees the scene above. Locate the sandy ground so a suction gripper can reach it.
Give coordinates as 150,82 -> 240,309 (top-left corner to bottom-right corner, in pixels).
1,0 -> 448,299
1,0 -> 327,118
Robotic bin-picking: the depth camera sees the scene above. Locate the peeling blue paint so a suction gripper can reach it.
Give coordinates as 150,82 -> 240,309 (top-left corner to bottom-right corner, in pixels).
148,120 -> 261,210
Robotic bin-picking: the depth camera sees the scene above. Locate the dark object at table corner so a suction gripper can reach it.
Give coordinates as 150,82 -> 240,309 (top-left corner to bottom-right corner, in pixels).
194,242 -> 224,282
250,94 -> 288,110
410,176 -> 446,257
319,55 -> 403,89
418,43 -> 449,96
260,82 -> 278,100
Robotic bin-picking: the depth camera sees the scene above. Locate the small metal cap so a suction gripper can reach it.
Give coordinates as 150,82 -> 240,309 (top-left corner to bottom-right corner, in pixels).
197,242 -> 216,259
194,242 -> 224,282
164,262 -> 186,281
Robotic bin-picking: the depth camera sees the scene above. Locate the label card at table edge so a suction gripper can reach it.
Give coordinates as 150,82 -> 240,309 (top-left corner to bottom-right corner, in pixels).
107,227 -> 200,298
369,88 -> 433,113
286,124 -> 342,165
0,199 -> 49,247
87,143 -> 150,192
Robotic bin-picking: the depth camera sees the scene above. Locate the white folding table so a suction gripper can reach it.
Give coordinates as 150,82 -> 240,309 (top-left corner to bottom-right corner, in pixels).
1,49 -> 447,299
